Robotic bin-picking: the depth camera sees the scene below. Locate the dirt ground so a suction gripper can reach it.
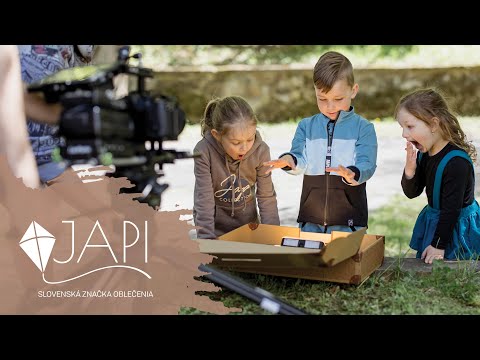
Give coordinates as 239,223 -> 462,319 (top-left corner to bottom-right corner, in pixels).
159,120 -> 480,227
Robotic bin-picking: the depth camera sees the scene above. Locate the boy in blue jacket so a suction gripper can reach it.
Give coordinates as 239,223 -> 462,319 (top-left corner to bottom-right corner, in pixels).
265,51 -> 378,233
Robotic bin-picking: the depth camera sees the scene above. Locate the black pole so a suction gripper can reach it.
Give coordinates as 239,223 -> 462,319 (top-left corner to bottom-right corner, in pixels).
199,264 -> 308,315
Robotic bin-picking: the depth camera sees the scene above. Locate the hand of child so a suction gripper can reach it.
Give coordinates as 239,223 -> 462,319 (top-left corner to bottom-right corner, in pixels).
404,141 -> 417,179
326,165 -> 359,185
263,155 -> 296,174
421,245 -> 445,264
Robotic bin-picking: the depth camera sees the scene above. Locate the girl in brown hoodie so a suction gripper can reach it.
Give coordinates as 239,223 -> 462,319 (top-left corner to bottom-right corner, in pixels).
193,96 -> 280,239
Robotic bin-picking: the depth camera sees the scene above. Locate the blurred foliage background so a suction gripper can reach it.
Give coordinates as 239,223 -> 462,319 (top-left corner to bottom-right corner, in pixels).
130,45 -> 480,69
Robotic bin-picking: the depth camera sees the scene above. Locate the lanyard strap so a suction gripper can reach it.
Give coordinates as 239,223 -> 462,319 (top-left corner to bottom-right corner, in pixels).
325,121 -> 335,171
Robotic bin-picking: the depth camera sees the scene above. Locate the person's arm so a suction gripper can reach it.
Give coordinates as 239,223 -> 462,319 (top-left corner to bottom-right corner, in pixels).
401,143 -> 425,199
432,158 -> 470,249
281,119 -> 308,175
263,120 -> 308,175
256,144 -> 280,225
327,121 -> 377,185
0,46 -> 40,189
22,45 -> 98,125
352,120 -> 378,184
24,91 -> 62,125
193,146 -> 217,239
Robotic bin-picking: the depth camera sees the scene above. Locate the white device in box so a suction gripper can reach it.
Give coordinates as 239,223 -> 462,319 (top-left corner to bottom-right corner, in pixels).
281,237 -> 325,250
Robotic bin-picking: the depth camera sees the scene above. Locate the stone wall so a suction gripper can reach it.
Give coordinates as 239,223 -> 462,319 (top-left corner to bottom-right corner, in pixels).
149,66 -> 480,123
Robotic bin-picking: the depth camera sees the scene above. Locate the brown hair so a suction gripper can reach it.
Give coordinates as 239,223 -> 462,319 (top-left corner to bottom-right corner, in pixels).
200,96 -> 258,136
394,88 -> 477,162
313,51 -> 355,92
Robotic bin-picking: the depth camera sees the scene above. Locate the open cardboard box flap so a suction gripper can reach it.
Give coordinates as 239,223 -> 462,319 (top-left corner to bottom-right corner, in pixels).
196,224 -> 366,267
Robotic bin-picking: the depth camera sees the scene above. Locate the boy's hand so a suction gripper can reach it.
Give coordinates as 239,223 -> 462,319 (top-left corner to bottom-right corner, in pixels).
263,155 -> 296,174
404,141 -> 417,179
421,245 -> 445,264
326,165 -> 359,185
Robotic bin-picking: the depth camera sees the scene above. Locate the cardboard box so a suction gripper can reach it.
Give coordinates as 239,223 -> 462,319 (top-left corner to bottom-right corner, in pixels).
197,224 -> 385,285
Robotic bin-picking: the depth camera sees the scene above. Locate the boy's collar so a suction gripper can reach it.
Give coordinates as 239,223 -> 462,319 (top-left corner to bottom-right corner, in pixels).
336,106 -> 355,122
322,106 -> 355,122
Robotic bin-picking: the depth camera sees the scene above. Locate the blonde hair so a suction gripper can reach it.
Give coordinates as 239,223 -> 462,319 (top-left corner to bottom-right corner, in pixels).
200,96 -> 257,136
395,88 -> 477,162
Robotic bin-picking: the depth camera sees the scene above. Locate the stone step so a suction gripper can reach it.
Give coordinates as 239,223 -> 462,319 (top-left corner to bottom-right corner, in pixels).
376,256 -> 480,274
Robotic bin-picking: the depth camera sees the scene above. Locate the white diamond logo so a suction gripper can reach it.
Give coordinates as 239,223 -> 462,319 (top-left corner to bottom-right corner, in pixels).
19,221 -> 55,272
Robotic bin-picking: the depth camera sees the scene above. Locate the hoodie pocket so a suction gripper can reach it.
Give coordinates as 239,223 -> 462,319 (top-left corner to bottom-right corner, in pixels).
301,188 -> 324,219
214,201 -> 258,235
302,187 -> 356,220
330,188 -> 355,209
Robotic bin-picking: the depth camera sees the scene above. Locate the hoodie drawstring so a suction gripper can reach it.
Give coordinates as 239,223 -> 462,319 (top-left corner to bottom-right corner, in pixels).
224,156 -> 246,217
225,156 -> 235,217
239,161 -> 246,213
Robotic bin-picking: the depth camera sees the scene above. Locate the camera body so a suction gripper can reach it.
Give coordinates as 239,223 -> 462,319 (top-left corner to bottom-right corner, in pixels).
28,47 -> 189,208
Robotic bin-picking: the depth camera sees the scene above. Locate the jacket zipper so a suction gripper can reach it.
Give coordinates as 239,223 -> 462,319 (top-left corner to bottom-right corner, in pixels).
323,120 -> 336,230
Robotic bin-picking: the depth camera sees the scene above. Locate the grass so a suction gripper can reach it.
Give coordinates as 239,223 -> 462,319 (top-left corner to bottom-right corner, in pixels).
182,261 -> 480,315
368,195 -> 426,257
180,195 -> 480,315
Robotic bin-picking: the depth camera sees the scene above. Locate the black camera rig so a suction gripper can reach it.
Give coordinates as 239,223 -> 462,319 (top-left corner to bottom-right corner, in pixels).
28,46 -> 189,208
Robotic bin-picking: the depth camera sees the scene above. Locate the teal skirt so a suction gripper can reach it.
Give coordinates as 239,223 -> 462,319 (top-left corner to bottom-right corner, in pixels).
410,200 -> 480,260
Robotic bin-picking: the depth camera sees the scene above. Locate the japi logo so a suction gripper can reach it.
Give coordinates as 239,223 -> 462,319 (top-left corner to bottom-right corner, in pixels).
19,221 -> 151,284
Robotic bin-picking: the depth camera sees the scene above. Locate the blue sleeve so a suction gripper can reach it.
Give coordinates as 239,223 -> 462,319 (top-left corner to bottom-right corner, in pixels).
281,120 -> 308,175
356,121 -> 378,184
